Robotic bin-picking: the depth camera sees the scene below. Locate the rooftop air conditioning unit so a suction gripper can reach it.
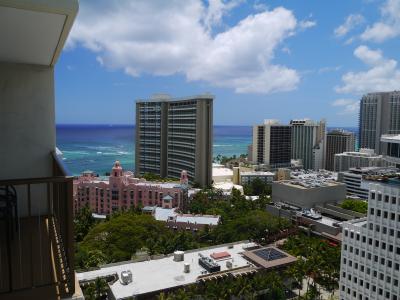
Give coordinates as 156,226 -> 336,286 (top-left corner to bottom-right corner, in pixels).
121,270 -> 132,285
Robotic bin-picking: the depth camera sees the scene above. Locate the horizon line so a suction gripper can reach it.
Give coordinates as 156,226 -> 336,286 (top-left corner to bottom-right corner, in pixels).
56,123 -> 358,128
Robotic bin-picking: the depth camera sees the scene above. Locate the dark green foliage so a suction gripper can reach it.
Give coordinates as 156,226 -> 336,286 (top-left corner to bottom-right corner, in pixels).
141,172 -> 177,182
340,199 -> 368,214
74,204 -> 96,242
282,234 -> 341,298
158,271 -> 285,300
82,277 -> 108,300
75,212 -> 201,269
243,177 -> 272,196
188,188 -> 290,245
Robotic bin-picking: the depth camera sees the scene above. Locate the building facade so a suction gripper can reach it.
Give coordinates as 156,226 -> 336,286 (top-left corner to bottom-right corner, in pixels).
325,130 -> 356,171
290,119 -> 326,170
240,171 -> 275,185
334,148 -> 391,172
359,91 -> 400,154
339,136 -> 400,300
74,161 -> 188,215
272,179 -> 346,209
251,119 -> 292,169
136,94 -> 213,187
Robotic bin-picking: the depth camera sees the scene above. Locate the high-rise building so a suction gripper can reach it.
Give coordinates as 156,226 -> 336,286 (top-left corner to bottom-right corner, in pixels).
359,91 -> 400,154
251,120 -> 292,169
290,119 -> 326,170
135,94 -> 213,187
334,148 -> 392,172
339,135 -> 400,300
325,130 -> 356,171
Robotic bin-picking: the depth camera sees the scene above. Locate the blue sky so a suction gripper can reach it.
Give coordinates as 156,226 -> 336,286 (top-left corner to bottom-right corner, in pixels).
56,0 -> 400,126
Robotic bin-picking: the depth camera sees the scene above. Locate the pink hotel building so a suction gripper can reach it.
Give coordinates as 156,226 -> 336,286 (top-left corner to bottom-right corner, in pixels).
74,161 -> 189,214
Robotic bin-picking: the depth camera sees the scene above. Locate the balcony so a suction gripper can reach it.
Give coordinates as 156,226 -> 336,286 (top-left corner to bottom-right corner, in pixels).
0,153 -> 81,300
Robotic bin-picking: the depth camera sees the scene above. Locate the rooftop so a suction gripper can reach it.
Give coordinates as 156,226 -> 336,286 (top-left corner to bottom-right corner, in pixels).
241,171 -> 275,176
154,207 -> 220,226
276,179 -> 342,189
137,93 -> 214,103
381,134 -> 400,144
77,242 -> 257,298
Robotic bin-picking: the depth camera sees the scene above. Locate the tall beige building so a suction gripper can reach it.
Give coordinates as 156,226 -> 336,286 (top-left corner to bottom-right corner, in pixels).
135,94 -> 213,187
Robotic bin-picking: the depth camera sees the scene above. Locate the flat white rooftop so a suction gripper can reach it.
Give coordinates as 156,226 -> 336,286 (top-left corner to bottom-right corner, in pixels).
76,242 -> 256,299
241,171 -> 275,176
154,207 -> 220,226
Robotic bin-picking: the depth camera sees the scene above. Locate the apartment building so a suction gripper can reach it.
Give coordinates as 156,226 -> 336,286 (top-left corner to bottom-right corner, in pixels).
290,119 -> 326,170
0,1 -> 80,299
359,91 -> 400,154
339,136 -> 400,300
251,120 -> 292,169
136,94 -> 213,187
325,130 -> 356,171
334,148 -> 391,172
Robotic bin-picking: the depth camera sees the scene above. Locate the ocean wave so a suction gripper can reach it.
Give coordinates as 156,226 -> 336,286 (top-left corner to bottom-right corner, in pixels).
62,150 -> 90,155
117,151 -> 129,155
214,144 -> 232,147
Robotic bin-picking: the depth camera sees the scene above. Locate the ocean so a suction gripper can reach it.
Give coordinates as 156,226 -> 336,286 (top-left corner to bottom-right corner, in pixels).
56,125 -> 358,176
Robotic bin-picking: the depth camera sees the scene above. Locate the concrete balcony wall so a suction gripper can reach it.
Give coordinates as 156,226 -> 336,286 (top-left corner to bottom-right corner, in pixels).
0,62 -> 55,180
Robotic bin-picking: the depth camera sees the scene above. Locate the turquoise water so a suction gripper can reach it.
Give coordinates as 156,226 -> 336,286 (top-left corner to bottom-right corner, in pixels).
56,125 -> 252,176
56,125 -> 358,176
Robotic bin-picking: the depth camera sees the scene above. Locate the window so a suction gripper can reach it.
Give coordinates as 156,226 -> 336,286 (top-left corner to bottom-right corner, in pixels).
391,213 -> 396,220
371,192 -> 375,199
384,211 -> 388,218
111,190 -> 119,200
377,209 -> 381,216
370,208 -> 375,215
392,196 -> 397,204
378,193 -> 382,201
385,195 -> 389,203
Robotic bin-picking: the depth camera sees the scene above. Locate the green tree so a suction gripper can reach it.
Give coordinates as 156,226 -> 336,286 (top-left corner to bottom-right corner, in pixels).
340,199 -> 368,214
74,204 -> 96,242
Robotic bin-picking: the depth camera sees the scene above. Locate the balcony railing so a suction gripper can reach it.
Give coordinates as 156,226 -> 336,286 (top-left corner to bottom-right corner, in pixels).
0,152 -> 75,299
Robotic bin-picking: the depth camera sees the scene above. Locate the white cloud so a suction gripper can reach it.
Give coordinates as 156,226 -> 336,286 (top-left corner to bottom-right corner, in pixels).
299,20 -> 317,30
334,14 -> 364,37
336,45 -> 400,94
253,0 -> 268,11
318,66 -> 342,74
67,0 -> 304,94
203,0 -> 243,32
332,99 -> 359,115
361,0 -> 400,42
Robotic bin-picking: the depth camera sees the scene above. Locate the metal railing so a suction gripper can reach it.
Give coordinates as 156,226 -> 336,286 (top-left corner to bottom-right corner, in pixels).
0,153 -> 75,299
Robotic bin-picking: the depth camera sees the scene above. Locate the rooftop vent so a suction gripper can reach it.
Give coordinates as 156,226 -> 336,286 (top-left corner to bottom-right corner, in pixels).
174,251 -> 184,262
120,270 -> 132,285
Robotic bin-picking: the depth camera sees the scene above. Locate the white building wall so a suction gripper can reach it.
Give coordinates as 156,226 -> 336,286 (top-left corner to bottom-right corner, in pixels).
340,183 -> 400,300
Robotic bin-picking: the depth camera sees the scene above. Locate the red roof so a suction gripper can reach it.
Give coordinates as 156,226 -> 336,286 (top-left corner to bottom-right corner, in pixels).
211,251 -> 231,260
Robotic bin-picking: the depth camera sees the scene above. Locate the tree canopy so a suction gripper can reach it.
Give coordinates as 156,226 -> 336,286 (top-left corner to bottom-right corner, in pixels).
340,199 -> 368,214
